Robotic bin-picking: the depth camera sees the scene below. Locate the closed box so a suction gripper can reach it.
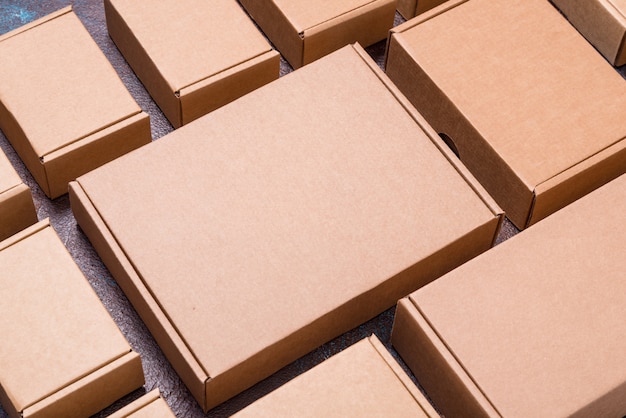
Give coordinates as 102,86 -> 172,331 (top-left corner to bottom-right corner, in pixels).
104,0 -> 280,128
0,150 -> 36,242
397,0 -> 449,19
70,44 -> 502,411
0,220 -> 144,418
239,0 -> 396,68
108,390 -> 174,418
0,7 -> 151,199
386,0 -> 626,229
392,174 -> 626,418
234,336 -> 439,417
551,0 -> 626,66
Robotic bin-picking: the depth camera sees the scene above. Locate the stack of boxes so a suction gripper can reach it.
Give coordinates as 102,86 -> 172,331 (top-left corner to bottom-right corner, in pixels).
0,0 -> 624,416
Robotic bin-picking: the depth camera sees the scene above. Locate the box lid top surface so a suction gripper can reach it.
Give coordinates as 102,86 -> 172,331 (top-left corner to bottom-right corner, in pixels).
235,336 -> 432,416
272,0 -> 384,32
0,9 -> 140,157
108,0 -> 273,92
77,45 -> 496,378
398,0 -> 626,188
127,398 -> 174,418
0,150 -> 21,193
0,222 -> 131,411
413,175 -> 626,417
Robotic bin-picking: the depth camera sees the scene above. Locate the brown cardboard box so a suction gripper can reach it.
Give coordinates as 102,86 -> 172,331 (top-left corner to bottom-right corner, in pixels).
0,220 -> 144,418
551,0 -> 626,66
397,0 -> 448,19
108,390 -> 175,418
238,0 -> 396,68
0,150 -> 36,242
386,0 -> 626,229
69,44 -> 503,411
392,174 -> 626,418
0,7 -> 151,199
234,336 -> 439,417
104,0 -> 280,128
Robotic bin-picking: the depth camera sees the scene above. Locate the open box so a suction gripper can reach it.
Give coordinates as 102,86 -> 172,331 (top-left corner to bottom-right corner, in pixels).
385,0 -> 626,229
234,336 -> 439,417
104,0 -> 280,128
238,0 -> 396,68
392,174 -> 626,417
70,44 -> 502,411
0,220 -> 144,418
0,7 -> 151,199
0,150 -> 36,242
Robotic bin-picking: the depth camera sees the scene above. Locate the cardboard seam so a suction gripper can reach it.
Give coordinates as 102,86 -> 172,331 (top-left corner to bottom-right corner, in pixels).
0,6 -> 72,43
297,0 -> 386,34
607,0 -> 626,20
0,219 -> 48,252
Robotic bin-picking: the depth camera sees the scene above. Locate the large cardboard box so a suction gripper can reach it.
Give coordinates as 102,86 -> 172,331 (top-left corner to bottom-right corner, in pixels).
239,0 -> 396,68
108,390 -> 175,418
0,150 -> 36,242
104,0 -> 280,128
0,7 -> 151,199
70,44 -> 503,411
386,0 -> 626,229
551,0 -> 626,66
234,336 -> 439,417
397,0 -> 449,19
0,220 -> 144,418
392,174 -> 626,418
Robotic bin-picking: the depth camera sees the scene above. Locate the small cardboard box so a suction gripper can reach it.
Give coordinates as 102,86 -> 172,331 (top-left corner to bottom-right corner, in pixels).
397,0 -> 449,19
0,7 -> 151,199
0,220 -> 144,418
551,0 -> 626,66
392,174 -> 626,418
234,336 -> 439,417
0,150 -> 36,242
104,0 -> 280,128
239,0 -> 396,68
108,390 -> 175,418
69,44 -> 502,411
386,0 -> 626,229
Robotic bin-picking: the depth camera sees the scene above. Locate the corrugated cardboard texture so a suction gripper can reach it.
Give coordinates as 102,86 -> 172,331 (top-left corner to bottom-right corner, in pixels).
0,149 -> 36,241
108,390 -> 175,418
393,174 -> 626,418
71,44 -> 501,411
397,0 -> 448,19
234,336 -> 438,417
0,220 -> 144,418
239,0 -> 395,68
0,7 -> 151,198
386,0 -> 626,228
104,0 -> 279,128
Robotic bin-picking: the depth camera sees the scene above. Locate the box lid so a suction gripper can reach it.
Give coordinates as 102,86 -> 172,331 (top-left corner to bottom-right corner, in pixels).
0,150 -> 21,194
106,0 -> 274,94
108,390 -> 175,418
74,44 -> 501,408
234,336 -> 438,417
273,0 -> 384,32
411,174 -> 626,417
0,220 -> 133,413
0,7 -> 141,158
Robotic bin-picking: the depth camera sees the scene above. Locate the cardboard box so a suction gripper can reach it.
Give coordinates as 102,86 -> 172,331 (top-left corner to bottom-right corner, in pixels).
385,0 -> 626,229
0,150 -> 37,242
104,0 -> 280,128
392,174 -> 626,418
108,390 -> 175,418
0,220 -> 144,418
397,0 -> 449,19
69,44 -> 503,411
238,0 -> 396,68
234,336 -> 439,417
0,7 -> 151,199
551,0 -> 626,66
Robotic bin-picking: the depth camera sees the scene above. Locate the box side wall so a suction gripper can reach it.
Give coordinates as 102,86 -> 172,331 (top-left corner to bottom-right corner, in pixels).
385,34 -> 532,228
0,184 -> 37,242
391,299 -> 500,418
68,182 -> 208,409
43,112 -> 151,198
180,50 -> 280,126
239,0 -> 304,68
23,352 -> 143,418
104,0 -> 182,128
397,0 -> 449,19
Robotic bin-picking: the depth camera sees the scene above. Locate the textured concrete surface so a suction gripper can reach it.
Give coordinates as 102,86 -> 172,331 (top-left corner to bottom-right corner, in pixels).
1,1 -> 621,417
